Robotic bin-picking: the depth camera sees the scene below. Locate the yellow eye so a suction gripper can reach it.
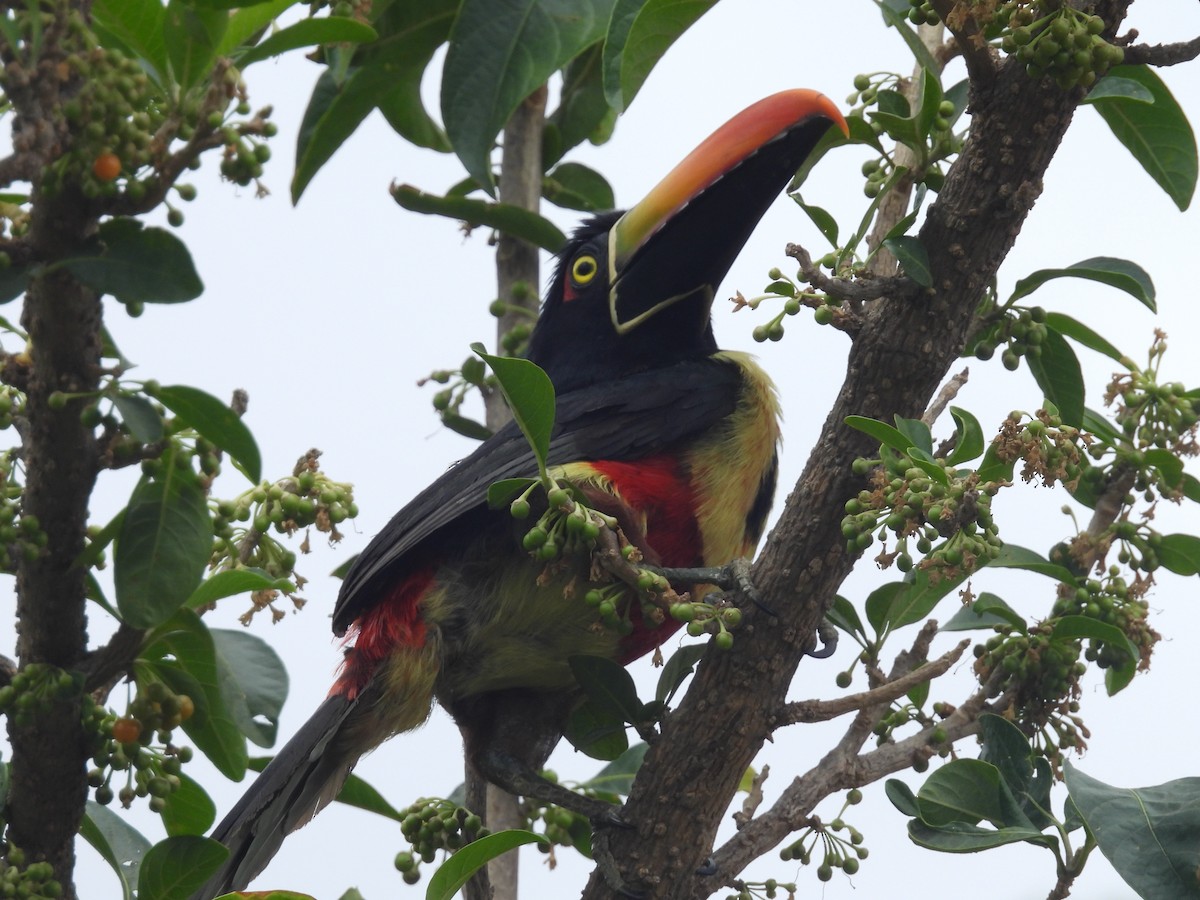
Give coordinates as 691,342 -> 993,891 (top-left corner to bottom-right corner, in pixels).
571,254 -> 598,285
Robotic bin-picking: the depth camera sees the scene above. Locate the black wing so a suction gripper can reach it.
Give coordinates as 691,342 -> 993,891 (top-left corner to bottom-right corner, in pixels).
331,357 -> 742,633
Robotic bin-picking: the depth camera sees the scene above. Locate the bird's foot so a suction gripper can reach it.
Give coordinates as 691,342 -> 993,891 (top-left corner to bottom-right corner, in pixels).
649,557 -> 775,616
807,619 -> 839,658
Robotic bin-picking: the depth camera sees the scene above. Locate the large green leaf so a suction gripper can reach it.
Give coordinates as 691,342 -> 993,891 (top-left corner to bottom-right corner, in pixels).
580,742 -> 648,796
602,0 -> 719,112
331,770 -> 407,822
545,43 -> 615,167
293,67 -> 383,203
472,345 -> 556,470
155,384 -> 262,484
114,469 -> 212,629
655,643 -> 706,704
80,801 -> 152,900
142,613 -> 250,781
425,831 -> 548,900
1090,64 -> 1198,211
211,628 -> 289,747
568,654 -> 642,723
907,818 -> 1051,853
92,0 -> 168,81
393,185 -> 567,252
916,759 -> 1008,828
368,0 -> 458,153
137,835 -> 228,900
1026,327 -> 1084,428
442,0 -> 616,192
875,0 -> 940,76
986,543 -> 1078,585
1043,312 -> 1123,362
565,697 -> 628,760
215,0 -> 294,58
946,406 -> 985,465
160,771 -> 217,837
1009,256 -> 1156,312
59,219 -> 203,304
883,235 -> 932,287
186,567 -> 295,610
1154,533 -> 1200,577
1065,764 -> 1200,899
163,0 -> 227,91
237,16 -> 377,67
543,161 -> 615,212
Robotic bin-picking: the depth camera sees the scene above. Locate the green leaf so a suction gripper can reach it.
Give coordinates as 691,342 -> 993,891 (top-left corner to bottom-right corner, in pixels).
163,0 -> 227,91
826,594 -> 865,641
1082,407 -> 1123,445
1050,615 -> 1141,683
1090,64 -> 1198,211
186,568 -> 295,610
393,185 -> 567,252
137,835 -> 228,900
542,161 -> 615,212
486,477 -> 538,509
1154,533 -> 1200,577
894,416 -> 932,454
142,610 -> 249,779
875,0 -> 940,76
211,628 -> 289,747
946,406 -> 985,465
845,415 -> 912,453
986,543 -> 1078,586
885,568 -> 962,631
93,0 -> 168,82
161,771 -> 217,837
0,263 -> 29,303
791,195 -> 839,247
215,0 -> 294,58
883,235 -> 932,287
885,778 -> 920,817
114,470 -> 212,629
425,830 -> 547,900
564,697 -> 628,760
368,0 -> 458,153
546,43 -> 614,166
1009,256 -> 1156,312
916,759 -> 1017,829
113,393 -> 164,443
333,771 -> 407,822
865,582 -> 906,635
907,447 -> 950,486
60,219 -> 203,304
977,713 -> 1051,829
472,346 -> 556,471
237,16 -> 376,67
1084,74 -> 1155,104
155,384 -> 262,483
442,412 -> 494,442
1065,763 -> 1200,899
907,819 -> 1052,853
81,801 -> 152,900
568,655 -> 642,723
1144,449 -> 1184,493
914,65 -> 944,139
603,0 -> 718,112
1026,327 -> 1084,428
1043,312 -> 1123,362
442,0 -> 616,192
655,643 -> 707,704
580,742 -> 648,796
976,441 -> 1014,485
942,592 -> 1027,633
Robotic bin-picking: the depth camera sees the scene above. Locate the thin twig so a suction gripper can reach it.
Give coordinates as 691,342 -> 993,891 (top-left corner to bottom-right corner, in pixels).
923,367 -> 970,427
1122,35 -> 1200,67
775,639 -> 970,726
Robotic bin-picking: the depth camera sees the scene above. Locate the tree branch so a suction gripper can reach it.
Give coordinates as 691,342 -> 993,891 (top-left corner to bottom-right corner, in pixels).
1122,35 -> 1200,67
928,0 -> 998,84
775,639 -> 970,727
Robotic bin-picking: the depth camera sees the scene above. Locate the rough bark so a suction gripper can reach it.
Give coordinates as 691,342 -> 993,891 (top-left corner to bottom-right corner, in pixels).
581,3 -> 1133,896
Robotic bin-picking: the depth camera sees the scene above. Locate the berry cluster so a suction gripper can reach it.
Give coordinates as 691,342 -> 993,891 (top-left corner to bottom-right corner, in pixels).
210,456 -> 357,623
394,799 -> 490,885
997,3 -> 1124,90
869,693 -> 955,760
0,664 -> 77,729
1052,564 -> 1158,672
973,625 -> 1087,759
841,457 -> 1002,579
0,847 -> 62,900
903,0 -> 938,26
743,267 -> 838,344
724,878 -> 799,900
777,790 -> 868,883
1106,334 -> 1200,456
971,305 -> 1049,371
0,450 -> 46,575
522,773 -> 615,856
0,386 -> 24,431
87,681 -> 195,813
992,409 -> 1086,489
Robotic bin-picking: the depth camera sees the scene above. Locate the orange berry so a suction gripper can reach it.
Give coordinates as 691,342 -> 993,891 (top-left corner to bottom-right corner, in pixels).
92,152 -> 121,182
178,694 -> 194,722
111,717 -> 141,743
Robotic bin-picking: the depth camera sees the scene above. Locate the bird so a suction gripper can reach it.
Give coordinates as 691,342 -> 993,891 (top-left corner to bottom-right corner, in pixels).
198,88 -> 847,896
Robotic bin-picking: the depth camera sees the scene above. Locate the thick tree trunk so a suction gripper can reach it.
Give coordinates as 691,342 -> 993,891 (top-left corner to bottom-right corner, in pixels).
581,3 -> 1133,895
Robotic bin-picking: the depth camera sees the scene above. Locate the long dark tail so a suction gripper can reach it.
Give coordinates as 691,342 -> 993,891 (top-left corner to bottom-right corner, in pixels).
195,694 -> 360,899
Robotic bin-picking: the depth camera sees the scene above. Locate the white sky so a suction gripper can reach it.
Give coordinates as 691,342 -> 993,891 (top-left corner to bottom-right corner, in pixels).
8,1 -> 1200,898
